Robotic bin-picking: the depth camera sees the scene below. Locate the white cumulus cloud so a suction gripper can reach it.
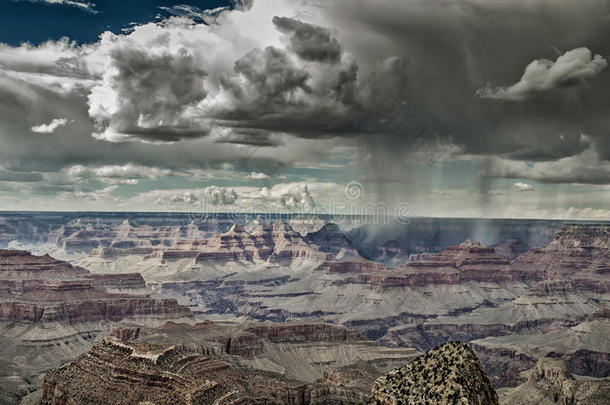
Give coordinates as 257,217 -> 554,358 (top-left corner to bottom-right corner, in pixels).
246,172 -> 270,180
480,141 -> 610,184
513,182 -> 535,191
31,118 -> 68,133
478,47 -> 607,101
203,186 -> 238,205
65,163 -> 171,184
260,183 -> 315,210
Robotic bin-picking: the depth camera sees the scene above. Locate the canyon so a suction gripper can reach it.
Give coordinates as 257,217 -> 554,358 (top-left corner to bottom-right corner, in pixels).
77,221 -> 609,392
0,212 -> 608,404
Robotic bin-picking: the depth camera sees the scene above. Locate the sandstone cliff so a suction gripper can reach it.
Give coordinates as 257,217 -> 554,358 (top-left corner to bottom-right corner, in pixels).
511,224 -> 609,288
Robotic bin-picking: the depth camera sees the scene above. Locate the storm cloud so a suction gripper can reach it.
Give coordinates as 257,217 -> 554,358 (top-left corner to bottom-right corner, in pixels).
88,42 -> 209,142
4,0 -> 609,162
0,0 -> 609,215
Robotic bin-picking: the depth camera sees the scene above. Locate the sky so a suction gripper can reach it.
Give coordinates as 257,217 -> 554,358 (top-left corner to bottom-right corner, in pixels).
0,0 -> 609,219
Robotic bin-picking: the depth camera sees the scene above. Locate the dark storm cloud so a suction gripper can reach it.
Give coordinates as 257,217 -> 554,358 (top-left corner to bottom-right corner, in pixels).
213,128 -> 284,147
220,46 -> 311,113
207,20 -> 420,148
89,46 -> 209,142
304,1 -> 608,165
211,0 -> 610,174
272,16 -> 342,63
207,24 -> 370,144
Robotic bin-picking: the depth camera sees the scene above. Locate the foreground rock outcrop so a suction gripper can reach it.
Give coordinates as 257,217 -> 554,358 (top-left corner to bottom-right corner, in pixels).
40,337 -> 500,405
369,342 -> 499,405
40,336 -> 369,405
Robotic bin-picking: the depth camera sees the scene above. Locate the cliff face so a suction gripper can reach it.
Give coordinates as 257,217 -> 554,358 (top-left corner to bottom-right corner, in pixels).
304,223 -> 359,257
52,218 -> 207,254
347,240 -> 514,288
374,225 -> 610,384
469,312 -> 610,387
192,222 -> 328,264
320,239 -> 515,288
81,222 -> 525,289
38,334 -> 501,405
0,249 -> 89,281
369,341 -> 499,405
401,240 -> 513,282
40,336 -> 369,405
0,249 -> 190,323
87,220 -> 330,269
511,224 -> 609,286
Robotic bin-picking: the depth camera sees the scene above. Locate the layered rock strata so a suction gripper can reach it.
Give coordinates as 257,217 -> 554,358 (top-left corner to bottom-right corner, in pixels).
40,336 -> 370,405
0,249 -> 190,323
511,224 -> 609,285
470,312 -> 610,387
109,320 -> 420,385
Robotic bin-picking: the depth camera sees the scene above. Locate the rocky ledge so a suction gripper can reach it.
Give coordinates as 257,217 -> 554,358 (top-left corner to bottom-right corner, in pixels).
369,341 -> 499,405
109,320 -> 420,384
40,336 -> 369,405
326,239 -> 516,287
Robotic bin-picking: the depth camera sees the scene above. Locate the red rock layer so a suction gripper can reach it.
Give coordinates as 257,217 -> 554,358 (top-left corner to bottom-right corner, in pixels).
511,224 -> 610,288
0,249 -> 89,280
329,240 -> 515,287
52,219 -> 204,253
317,259 -> 387,274
0,249 -> 191,323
